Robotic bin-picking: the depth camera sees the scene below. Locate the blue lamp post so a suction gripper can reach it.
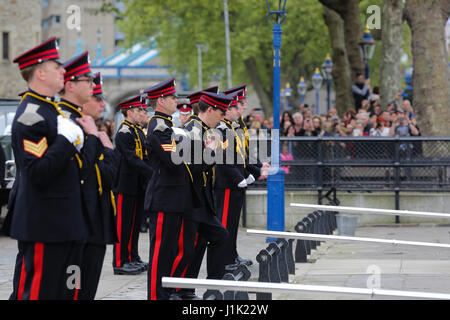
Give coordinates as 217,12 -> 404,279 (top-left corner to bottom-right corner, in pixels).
322,54 -> 333,113
312,68 -> 323,115
266,0 -> 287,240
359,26 -> 376,79
297,77 -> 307,105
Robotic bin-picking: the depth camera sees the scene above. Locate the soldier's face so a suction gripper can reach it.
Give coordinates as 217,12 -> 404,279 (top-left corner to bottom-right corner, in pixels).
237,100 -> 247,116
163,95 -> 179,115
40,60 -> 66,94
83,96 -> 104,120
71,75 -> 95,105
179,113 -> 190,125
226,106 -> 240,122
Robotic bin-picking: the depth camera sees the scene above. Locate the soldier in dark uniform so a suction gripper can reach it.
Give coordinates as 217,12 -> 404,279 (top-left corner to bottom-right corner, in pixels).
211,90 -> 250,274
170,91 -> 232,299
76,71 -> 119,299
186,86 -> 219,119
177,102 -> 192,127
7,38 -> 89,300
142,78 -> 200,300
113,95 -> 153,275
222,85 -> 270,267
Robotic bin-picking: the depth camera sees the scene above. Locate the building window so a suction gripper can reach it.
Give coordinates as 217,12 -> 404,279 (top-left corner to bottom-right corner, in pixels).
53,15 -> 61,24
2,32 -> 9,60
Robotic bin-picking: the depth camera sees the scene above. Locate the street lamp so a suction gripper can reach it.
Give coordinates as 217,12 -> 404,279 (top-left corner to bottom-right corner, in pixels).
312,68 -> 323,115
321,53 -> 333,112
359,26 -> 376,79
94,29 -> 104,66
297,77 -> 307,105
284,82 -> 291,111
266,0 -> 287,239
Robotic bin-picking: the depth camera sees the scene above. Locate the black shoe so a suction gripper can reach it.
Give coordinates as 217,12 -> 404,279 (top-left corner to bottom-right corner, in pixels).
224,263 -> 239,272
169,293 -> 182,300
132,261 -> 148,272
113,262 -> 142,275
235,256 -> 253,266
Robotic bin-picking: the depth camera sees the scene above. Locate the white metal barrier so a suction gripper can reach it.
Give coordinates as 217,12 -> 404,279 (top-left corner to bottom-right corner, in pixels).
162,277 -> 450,300
246,229 -> 450,249
290,203 -> 450,219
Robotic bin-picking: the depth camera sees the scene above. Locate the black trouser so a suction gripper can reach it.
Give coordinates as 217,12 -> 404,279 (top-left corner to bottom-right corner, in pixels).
10,241 -> 84,300
78,243 -> 106,300
147,212 -> 182,300
170,216 -> 228,282
113,193 -> 143,267
213,188 -> 245,269
130,193 -> 145,262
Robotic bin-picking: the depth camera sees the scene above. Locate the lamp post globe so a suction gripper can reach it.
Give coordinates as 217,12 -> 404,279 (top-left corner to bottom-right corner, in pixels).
297,77 -> 307,105
359,26 -> 376,79
321,54 -> 333,112
312,68 -> 323,115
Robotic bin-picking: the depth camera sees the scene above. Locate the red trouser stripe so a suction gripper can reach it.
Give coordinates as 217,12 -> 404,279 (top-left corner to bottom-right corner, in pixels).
150,212 -> 164,300
30,242 -> 44,300
221,189 -> 231,227
115,194 -> 123,267
128,201 -> 137,263
17,257 -> 26,300
170,221 -> 184,277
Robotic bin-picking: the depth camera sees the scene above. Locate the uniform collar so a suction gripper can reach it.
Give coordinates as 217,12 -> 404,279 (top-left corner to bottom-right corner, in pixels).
59,98 -> 83,113
28,88 -> 55,102
154,111 -> 172,120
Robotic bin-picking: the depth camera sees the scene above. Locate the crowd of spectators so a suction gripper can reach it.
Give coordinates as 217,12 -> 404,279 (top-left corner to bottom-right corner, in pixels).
243,75 -> 421,140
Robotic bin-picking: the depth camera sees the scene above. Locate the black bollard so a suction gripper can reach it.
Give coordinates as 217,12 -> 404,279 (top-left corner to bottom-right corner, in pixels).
294,223 -> 308,263
286,239 -> 296,275
222,265 -> 251,300
300,220 -> 312,255
275,239 -> 289,283
304,216 -> 317,250
266,242 -> 281,283
256,250 -> 272,300
203,290 -> 224,300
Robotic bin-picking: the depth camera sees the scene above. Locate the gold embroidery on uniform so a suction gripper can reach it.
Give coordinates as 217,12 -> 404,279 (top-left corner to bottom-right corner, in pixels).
23,137 -> 48,158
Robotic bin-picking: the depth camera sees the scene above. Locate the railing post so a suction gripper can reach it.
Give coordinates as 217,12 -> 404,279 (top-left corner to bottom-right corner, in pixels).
394,137 -> 401,224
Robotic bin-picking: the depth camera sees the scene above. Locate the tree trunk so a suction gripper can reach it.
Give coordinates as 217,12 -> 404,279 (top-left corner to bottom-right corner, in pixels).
404,0 -> 450,136
319,0 -> 365,79
322,5 -> 354,115
380,0 -> 404,109
244,57 -> 273,117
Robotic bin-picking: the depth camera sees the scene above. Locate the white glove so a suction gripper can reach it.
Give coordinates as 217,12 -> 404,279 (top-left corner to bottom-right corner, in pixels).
237,179 -> 248,188
246,174 -> 255,185
57,115 -> 84,152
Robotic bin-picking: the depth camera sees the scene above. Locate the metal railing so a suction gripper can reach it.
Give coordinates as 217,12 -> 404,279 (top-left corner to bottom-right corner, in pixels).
250,136 -> 450,192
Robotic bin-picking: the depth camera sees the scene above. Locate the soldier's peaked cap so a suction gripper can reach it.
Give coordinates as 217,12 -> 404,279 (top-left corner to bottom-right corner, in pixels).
222,84 -> 247,98
93,73 -> 105,100
142,78 -> 177,100
13,37 -> 62,70
118,94 -> 145,110
227,89 -> 245,108
177,103 -> 192,114
199,91 -> 233,111
63,51 -> 92,83
187,86 -> 219,104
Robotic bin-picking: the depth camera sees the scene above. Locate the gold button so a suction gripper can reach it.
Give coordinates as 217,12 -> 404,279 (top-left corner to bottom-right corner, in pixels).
81,180 -> 84,184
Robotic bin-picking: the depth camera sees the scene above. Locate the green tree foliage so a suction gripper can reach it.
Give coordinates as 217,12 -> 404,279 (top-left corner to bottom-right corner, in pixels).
115,0 -> 330,113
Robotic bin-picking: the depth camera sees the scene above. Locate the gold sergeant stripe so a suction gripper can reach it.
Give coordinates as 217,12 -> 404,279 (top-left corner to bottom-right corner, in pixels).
23,137 -> 48,158
161,140 -> 176,152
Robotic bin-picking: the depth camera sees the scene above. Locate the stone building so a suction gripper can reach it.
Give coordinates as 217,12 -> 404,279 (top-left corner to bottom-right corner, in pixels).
0,0 -> 42,98
41,0 -> 119,62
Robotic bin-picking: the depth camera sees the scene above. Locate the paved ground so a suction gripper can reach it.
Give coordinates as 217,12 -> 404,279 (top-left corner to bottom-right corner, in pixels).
1,224 -> 450,300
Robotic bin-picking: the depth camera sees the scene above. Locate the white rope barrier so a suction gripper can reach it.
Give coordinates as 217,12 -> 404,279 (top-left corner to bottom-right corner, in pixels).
290,203 -> 450,219
162,277 -> 450,300
246,229 -> 450,249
